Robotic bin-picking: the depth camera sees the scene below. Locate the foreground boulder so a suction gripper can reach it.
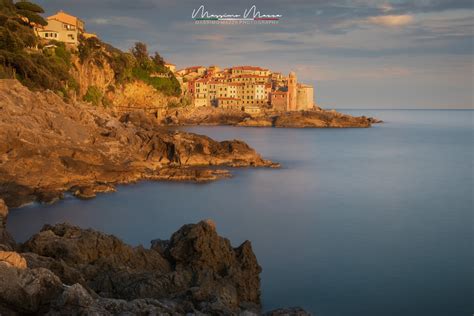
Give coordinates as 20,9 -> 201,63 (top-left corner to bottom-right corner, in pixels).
0,201 -> 309,315
9,220 -> 260,314
0,80 -> 277,207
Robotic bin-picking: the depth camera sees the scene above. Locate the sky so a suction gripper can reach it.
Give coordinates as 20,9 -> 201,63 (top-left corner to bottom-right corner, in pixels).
35,0 -> 473,109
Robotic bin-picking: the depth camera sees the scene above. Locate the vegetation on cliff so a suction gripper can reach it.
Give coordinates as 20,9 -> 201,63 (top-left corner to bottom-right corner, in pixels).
0,0 -> 180,103
0,0 -> 71,93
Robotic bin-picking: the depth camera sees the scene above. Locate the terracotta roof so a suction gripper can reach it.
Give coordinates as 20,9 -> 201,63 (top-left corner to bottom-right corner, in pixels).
217,97 -> 241,101
232,66 -> 269,71
271,91 -> 287,95
195,78 -> 209,83
186,66 -> 205,70
48,11 -> 82,27
232,74 -> 269,79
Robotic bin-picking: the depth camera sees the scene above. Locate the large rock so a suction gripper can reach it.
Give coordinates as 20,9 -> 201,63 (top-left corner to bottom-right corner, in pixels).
166,220 -> 261,313
0,251 -> 26,269
0,220 -> 309,314
17,221 -> 262,314
0,263 -> 63,314
0,199 -> 14,249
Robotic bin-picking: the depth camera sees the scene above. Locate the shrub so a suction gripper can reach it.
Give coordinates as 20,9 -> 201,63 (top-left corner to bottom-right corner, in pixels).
0,14 -> 10,26
54,43 -> 72,66
131,42 -> 148,62
83,86 -> 103,106
106,52 -> 135,83
0,0 -> 15,14
131,66 -> 181,96
0,27 -> 23,51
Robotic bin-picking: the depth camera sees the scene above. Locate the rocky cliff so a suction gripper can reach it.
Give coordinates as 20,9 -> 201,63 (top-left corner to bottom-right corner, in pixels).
0,80 -> 277,207
161,107 -> 378,128
71,54 -> 179,110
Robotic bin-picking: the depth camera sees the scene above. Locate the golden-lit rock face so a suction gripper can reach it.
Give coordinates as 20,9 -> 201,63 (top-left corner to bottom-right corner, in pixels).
0,252 -> 27,269
0,80 -> 276,207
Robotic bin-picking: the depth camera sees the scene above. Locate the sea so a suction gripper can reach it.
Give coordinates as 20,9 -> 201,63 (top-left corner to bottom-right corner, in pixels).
7,110 -> 474,316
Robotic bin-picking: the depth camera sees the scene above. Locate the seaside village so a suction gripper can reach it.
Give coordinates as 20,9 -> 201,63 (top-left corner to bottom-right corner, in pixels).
172,65 -> 315,115
34,11 -> 315,115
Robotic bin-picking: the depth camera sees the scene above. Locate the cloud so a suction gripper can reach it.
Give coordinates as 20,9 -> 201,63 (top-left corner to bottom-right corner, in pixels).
87,16 -> 150,28
193,34 -> 227,42
367,15 -> 414,27
88,18 -> 109,25
379,3 -> 393,13
294,63 -> 413,81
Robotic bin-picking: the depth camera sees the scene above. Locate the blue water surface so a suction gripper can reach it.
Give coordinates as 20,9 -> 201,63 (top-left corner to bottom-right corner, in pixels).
8,110 -> 474,316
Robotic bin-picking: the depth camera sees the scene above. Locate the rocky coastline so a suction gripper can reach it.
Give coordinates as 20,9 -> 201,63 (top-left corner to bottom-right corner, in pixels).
161,106 -> 381,128
0,80 -> 278,208
0,200 -> 308,315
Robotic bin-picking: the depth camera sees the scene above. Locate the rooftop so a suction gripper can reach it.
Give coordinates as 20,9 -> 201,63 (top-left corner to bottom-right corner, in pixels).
47,10 -> 83,27
232,66 -> 269,71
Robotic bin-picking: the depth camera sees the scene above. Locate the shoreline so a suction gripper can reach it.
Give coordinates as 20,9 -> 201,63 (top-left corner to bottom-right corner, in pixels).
0,80 -> 279,208
160,107 -> 381,128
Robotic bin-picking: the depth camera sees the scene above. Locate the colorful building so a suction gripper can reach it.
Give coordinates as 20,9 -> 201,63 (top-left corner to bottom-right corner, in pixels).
176,65 -> 314,111
36,11 -> 90,45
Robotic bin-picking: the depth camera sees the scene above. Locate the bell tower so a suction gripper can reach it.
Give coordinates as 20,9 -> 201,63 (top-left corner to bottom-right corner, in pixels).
288,71 -> 297,111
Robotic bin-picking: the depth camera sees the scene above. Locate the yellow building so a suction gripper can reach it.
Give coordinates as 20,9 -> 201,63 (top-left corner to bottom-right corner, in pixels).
287,71 -> 297,111
185,66 -> 206,76
164,63 -> 176,73
190,65 -> 313,111
207,65 -> 221,74
216,98 -> 242,109
37,11 -> 85,45
194,78 -> 209,107
296,84 -> 314,110
230,66 -> 271,77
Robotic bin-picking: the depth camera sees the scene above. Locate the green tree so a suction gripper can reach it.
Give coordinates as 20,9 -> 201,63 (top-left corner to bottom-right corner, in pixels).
14,1 -> 44,13
17,9 -> 47,26
152,52 -> 164,67
131,42 -> 148,61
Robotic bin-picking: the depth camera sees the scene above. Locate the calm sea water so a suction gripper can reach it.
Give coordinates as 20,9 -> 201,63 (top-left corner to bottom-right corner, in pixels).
7,110 -> 474,316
